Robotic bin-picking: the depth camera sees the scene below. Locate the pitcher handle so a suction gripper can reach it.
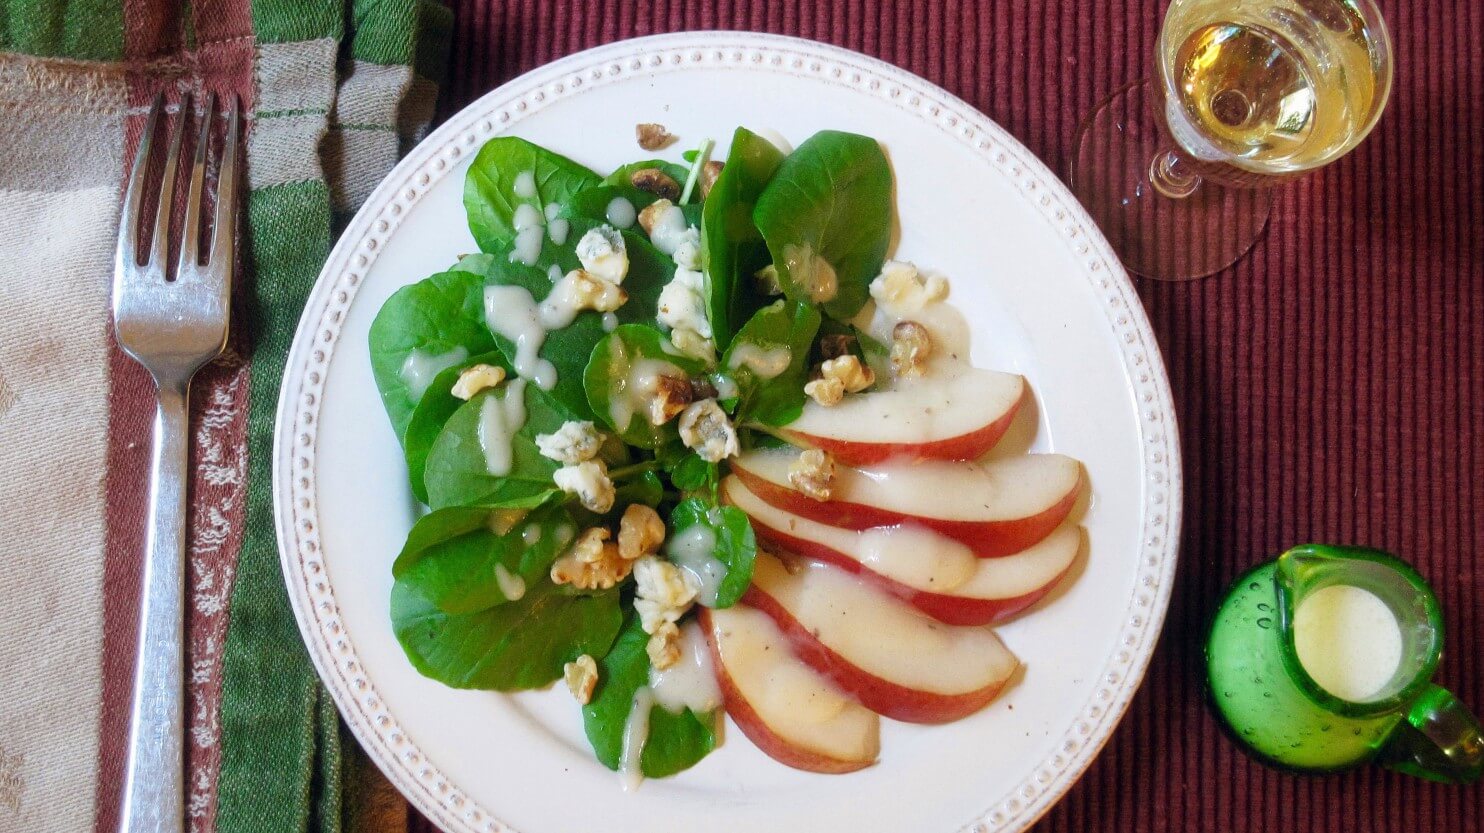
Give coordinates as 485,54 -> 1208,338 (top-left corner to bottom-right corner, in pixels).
1376,684 -> 1483,784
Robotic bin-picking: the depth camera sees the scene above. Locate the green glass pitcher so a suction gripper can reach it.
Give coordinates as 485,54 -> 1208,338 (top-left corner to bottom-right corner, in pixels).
1206,544 -> 1482,783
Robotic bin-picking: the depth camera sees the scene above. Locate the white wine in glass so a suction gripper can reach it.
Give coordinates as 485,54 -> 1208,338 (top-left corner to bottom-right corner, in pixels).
1070,0 -> 1392,279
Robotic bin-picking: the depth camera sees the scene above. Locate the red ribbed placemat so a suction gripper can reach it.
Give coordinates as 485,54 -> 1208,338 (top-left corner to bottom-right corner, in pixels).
422,2 -> 1484,830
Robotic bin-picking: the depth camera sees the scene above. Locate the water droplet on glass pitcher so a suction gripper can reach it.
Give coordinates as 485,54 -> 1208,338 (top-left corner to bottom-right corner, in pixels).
1223,691 -> 1233,699
1249,582 -> 1261,591
1256,617 -> 1272,629
1256,602 -> 1271,612
1242,727 -> 1256,736
1263,691 -> 1273,698
1320,724 -> 1332,732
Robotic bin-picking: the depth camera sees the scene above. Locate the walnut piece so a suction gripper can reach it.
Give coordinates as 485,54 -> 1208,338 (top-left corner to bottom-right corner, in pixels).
637,198 -> 672,236
803,376 -> 844,406
646,622 -> 682,670
560,269 -> 627,313
788,448 -> 835,501
869,261 -> 949,313
890,320 -> 933,378
635,122 -> 673,150
647,374 -> 694,425
564,654 -> 599,704
698,160 -> 724,199
450,363 -> 506,400
678,399 -> 739,463
535,420 -> 603,465
550,527 -> 634,590
553,460 -> 616,514
618,504 -> 666,561
630,168 -> 681,201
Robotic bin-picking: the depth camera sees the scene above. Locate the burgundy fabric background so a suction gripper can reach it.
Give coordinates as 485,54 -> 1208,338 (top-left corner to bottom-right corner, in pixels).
413,1 -> 1484,830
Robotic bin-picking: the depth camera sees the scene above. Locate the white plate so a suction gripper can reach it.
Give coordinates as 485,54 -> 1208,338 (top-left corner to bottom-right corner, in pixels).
274,32 -> 1181,833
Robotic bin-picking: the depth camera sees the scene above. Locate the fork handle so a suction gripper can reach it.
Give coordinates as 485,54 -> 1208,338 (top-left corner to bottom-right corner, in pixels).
120,382 -> 189,833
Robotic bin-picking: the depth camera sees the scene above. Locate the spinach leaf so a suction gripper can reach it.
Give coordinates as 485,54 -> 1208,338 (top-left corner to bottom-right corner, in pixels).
422,383 -> 572,510
401,350 -> 509,503
603,160 -> 690,188
701,128 -> 785,347
368,268 -> 496,438
464,137 -> 602,252
582,612 -> 716,777
583,325 -> 707,449
393,502 -> 576,615
392,577 -> 621,691
753,131 -> 892,320
723,298 -> 821,427
462,224 -> 674,420
669,499 -> 756,608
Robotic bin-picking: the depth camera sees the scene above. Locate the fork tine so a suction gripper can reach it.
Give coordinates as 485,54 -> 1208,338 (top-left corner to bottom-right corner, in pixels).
148,92 -> 189,274
116,92 -> 164,271
208,94 -> 240,269
178,92 -> 215,275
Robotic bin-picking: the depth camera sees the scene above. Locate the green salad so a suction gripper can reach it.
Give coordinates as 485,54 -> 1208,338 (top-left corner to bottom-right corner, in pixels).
370,126 -> 894,782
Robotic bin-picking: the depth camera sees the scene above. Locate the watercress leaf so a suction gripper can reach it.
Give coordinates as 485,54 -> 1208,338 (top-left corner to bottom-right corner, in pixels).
603,160 -> 690,188
724,298 -> 821,427
464,137 -> 602,252
464,231 -> 675,420
668,499 -> 756,609
392,577 -> 621,691
582,612 -> 716,777
369,268 -> 496,438
701,128 -> 785,347
753,130 -> 893,319
401,349 -> 510,503
583,324 -> 707,449
422,383 -> 573,510
393,502 -> 575,615
612,470 -> 664,508
667,454 -> 717,493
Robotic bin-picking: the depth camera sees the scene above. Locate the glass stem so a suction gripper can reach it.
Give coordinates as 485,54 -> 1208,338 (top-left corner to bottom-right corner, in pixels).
1149,150 -> 1201,199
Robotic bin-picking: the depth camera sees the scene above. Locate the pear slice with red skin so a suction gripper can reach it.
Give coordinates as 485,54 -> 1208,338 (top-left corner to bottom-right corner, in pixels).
724,476 -> 1080,625
730,448 -> 1082,556
699,605 -> 880,773
776,369 -> 1027,465
741,553 -> 1019,724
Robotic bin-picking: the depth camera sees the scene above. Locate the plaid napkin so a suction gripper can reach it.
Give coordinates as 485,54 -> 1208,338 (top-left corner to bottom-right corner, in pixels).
0,2 -> 449,831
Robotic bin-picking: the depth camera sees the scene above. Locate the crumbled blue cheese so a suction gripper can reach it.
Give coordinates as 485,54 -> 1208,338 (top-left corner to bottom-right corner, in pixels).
535,420 -> 603,464
553,459 -> 615,513
677,399 -> 739,463
575,226 -> 628,284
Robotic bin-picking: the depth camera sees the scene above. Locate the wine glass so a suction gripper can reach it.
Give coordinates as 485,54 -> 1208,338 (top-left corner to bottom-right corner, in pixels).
1069,0 -> 1393,280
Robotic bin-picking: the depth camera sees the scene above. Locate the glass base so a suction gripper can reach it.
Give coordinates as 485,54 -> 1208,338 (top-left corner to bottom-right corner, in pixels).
1069,81 -> 1275,281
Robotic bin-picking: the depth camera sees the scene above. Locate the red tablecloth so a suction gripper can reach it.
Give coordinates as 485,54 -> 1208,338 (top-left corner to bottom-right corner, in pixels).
418,2 -> 1483,830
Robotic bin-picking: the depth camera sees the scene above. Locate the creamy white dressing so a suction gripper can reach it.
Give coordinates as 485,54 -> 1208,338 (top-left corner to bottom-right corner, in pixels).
512,202 -> 543,231
493,563 -> 527,601
601,312 -> 619,332
483,285 -> 558,389
648,621 -> 722,714
727,343 -> 792,379
508,226 -> 544,266
539,270 -> 606,329
711,374 -> 740,400
605,196 -> 637,228
1294,584 -> 1403,702
618,686 -> 654,792
547,218 -> 570,245
782,242 -> 837,303
646,204 -> 691,255
603,338 -> 685,432
856,525 -> 978,591
398,346 -> 468,400
546,263 -> 564,282
521,524 -> 542,545
512,169 -> 538,199
476,379 -> 527,476
553,523 -> 575,548
486,508 -> 528,535
863,292 -> 973,378
666,525 -> 726,606
751,554 -> 1018,694
543,202 -> 561,221
788,368 -> 1024,445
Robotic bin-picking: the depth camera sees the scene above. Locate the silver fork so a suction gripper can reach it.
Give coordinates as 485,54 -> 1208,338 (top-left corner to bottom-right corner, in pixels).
113,91 -> 239,833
